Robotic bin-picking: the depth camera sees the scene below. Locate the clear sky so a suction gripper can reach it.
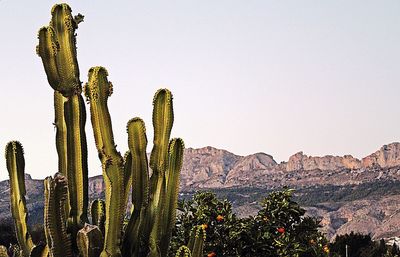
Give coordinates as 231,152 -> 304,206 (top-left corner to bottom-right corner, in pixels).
0,1 -> 399,181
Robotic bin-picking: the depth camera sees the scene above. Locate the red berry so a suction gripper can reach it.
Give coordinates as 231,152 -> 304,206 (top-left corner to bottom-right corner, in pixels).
277,227 -> 285,233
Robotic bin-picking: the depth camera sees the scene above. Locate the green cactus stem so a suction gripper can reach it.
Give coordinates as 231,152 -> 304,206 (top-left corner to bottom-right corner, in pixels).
91,199 -> 106,235
174,246 -> 192,257
77,224 -> 104,257
159,138 -> 185,256
43,173 -> 72,257
187,226 -> 206,257
37,3 -> 89,240
122,118 -> 149,257
84,66 -> 126,257
64,93 -> 89,230
54,91 -> 69,217
36,4 -> 81,96
5,141 -> 34,257
147,89 -> 174,257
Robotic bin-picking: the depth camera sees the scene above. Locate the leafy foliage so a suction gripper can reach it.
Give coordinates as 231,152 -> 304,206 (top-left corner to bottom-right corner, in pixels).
171,188 -> 330,257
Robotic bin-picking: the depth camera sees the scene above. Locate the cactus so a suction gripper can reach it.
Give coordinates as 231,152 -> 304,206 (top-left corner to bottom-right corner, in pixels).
84,67 -> 126,257
187,225 -> 206,257
5,3 -> 201,257
5,142 -> 34,257
174,246 -> 192,257
44,173 -> 72,257
77,224 -> 104,257
91,200 -> 106,235
37,3 -> 89,238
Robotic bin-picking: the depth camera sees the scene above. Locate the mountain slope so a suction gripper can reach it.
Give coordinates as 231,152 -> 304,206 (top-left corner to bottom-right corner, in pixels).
0,143 -> 399,240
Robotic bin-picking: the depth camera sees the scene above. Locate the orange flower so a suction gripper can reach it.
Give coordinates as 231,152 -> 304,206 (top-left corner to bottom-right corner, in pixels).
323,245 -> 329,253
207,252 -> 217,257
216,215 -> 224,222
201,224 -> 208,230
277,227 -> 285,233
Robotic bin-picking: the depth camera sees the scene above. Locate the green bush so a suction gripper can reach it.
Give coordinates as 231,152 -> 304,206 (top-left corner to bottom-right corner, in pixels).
171,188 -> 330,257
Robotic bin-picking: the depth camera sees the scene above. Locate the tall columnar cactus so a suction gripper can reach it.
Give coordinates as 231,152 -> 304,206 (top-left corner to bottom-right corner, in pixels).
37,3 -> 89,236
5,142 -> 34,257
5,3 -> 200,257
84,67 -> 126,257
121,90 -> 185,257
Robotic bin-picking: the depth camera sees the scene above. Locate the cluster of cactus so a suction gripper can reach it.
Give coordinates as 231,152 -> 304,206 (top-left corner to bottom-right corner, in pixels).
1,3 -> 204,257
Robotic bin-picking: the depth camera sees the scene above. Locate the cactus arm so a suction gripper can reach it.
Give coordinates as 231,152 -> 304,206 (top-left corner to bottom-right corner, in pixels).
122,151 -> 132,215
91,199 -> 106,235
0,245 -> 9,257
54,91 -> 70,218
122,118 -> 150,257
85,66 -> 125,257
36,26 -> 60,91
64,94 -> 89,229
49,4 -> 81,96
149,89 -> 173,174
127,118 -> 149,213
5,142 -> 34,257
43,174 -> 72,257
188,226 -> 206,257
175,246 -> 192,257
159,138 -> 185,257
77,224 -> 104,257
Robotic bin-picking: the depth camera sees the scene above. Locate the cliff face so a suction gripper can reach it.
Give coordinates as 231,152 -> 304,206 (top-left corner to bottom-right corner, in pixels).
1,142 -> 400,240
362,143 -> 400,168
180,142 -> 400,190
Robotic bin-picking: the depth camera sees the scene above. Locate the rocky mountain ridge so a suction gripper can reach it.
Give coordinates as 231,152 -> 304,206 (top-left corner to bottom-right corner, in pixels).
0,142 -> 399,240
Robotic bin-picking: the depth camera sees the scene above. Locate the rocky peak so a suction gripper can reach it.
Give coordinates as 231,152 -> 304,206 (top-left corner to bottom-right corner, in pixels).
285,152 -> 361,172
361,143 -> 400,169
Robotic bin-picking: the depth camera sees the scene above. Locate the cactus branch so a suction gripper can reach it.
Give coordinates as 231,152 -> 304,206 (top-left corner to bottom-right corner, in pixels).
91,199 -> 106,235
85,66 -> 125,257
64,94 -> 89,230
5,142 -> 34,257
159,138 -> 185,256
43,173 -> 72,257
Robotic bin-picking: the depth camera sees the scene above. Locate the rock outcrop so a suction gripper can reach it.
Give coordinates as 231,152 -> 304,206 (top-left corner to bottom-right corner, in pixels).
362,143 -> 400,168
1,142 -> 400,241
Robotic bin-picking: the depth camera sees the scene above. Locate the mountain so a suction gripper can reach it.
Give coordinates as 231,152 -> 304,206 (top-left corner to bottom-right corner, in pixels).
1,143 -> 400,240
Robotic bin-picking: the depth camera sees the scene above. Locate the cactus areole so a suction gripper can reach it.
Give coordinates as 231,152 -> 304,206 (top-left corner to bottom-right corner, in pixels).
1,3 -> 204,257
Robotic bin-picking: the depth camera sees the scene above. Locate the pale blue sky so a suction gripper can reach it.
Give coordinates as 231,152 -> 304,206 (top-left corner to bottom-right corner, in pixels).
0,1 -> 399,180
